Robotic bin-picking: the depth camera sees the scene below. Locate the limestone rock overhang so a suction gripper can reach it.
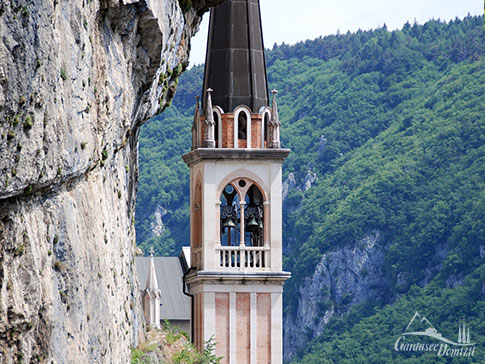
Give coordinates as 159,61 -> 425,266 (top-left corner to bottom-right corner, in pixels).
182,148 -> 291,167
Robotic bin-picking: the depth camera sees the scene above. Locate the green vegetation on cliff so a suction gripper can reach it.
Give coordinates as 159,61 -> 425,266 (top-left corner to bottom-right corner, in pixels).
136,15 -> 484,363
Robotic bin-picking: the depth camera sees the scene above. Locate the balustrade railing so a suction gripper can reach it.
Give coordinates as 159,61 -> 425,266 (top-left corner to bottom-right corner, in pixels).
215,245 -> 269,269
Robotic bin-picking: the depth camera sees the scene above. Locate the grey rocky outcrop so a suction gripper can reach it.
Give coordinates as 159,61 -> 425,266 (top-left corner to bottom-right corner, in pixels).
150,205 -> 167,237
0,0 -> 221,362
283,231 -> 389,359
282,168 -> 317,199
303,169 -> 317,191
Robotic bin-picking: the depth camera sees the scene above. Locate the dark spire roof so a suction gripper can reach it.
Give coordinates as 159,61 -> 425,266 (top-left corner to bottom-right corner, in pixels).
202,0 -> 269,113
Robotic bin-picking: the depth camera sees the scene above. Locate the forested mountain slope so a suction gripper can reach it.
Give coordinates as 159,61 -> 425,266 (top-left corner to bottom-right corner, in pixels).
136,15 -> 485,363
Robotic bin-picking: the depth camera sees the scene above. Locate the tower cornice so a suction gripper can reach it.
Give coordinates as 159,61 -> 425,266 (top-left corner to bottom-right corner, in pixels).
185,270 -> 291,285
182,148 -> 290,166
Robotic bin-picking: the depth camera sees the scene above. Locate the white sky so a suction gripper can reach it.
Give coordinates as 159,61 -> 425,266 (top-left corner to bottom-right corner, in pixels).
189,0 -> 483,66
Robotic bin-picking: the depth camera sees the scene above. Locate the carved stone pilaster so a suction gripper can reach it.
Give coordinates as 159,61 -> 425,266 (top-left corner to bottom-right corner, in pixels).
192,96 -> 200,150
204,88 -> 216,148
270,89 -> 281,148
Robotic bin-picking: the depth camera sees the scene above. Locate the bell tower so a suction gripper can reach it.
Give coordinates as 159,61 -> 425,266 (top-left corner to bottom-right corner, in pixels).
182,1 -> 290,363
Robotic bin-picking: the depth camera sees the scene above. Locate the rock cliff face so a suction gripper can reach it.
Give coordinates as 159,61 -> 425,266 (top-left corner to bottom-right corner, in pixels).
283,232 -> 389,359
0,0 -> 221,362
150,205 -> 167,237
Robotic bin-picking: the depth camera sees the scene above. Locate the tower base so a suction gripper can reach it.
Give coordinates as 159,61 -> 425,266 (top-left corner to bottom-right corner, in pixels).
187,271 -> 290,364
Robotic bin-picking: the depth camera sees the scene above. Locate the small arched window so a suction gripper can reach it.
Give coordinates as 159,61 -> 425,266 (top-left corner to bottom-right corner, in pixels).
213,106 -> 223,148
238,112 -> 247,140
213,112 -> 220,148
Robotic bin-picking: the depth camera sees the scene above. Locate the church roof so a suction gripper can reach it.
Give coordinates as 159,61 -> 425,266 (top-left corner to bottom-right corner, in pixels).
202,0 -> 269,113
135,256 -> 190,321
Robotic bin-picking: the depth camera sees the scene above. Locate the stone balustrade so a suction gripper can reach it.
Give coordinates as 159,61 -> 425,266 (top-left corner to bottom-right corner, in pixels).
215,244 -> 270,269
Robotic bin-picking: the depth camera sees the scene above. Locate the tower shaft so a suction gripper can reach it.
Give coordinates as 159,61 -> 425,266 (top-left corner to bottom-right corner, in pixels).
183,1 -> 289,362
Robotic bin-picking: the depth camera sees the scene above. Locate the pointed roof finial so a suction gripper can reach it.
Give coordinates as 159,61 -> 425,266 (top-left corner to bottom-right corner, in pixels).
206,88 -> 214,124
271,89 -> 279,126
146,247 -> 160,295
193,96 -> 201,127
203,88 -> 216,148
192,96 -> 201,150
269,89 -> 281,148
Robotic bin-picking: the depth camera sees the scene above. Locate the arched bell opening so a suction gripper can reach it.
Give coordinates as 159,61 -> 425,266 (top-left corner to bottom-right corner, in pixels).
238,112 -> 247,140
220,184 -> 240,246
213,112 -> 219,148
234,108 -> 251,148
244,184 -> 264,247
216,176 -> 269,269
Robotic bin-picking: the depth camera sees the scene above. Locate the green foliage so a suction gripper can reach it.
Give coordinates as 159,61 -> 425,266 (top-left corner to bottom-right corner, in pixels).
14,244 -> 24,256
60,65 -> 68,81
13,114 -> 20,126
172,337 -> 222,364
163,318 -> 184,344
282,59 -> 485,306
174,63 -> 184,77
133,321 -> 221,364
202,336 -> 222,364
23,114 -> 33,130
131,348 -> 154,364
265,15 -> 485,70
178,0 -> 193,14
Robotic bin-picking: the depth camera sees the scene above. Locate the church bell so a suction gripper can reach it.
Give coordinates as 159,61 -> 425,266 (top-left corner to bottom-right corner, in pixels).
246,215 -> 259,233
222,215 -> 237,230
